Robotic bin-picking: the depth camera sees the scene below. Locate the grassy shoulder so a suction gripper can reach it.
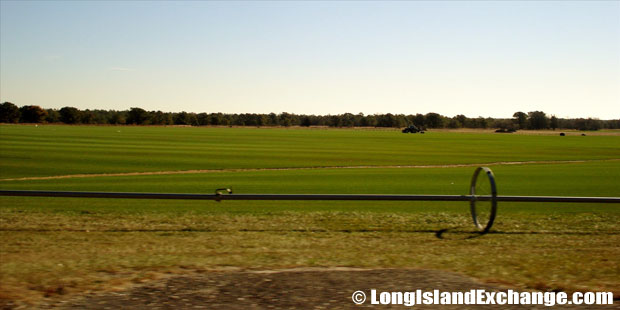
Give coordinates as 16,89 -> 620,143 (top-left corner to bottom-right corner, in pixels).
1,210 -> 619,305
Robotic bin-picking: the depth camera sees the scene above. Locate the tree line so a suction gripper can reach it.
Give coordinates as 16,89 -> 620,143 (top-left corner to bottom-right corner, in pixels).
0,102 -> 617,131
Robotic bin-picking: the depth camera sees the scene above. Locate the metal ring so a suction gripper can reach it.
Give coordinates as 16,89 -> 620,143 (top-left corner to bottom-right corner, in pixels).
470,167 -> 498,232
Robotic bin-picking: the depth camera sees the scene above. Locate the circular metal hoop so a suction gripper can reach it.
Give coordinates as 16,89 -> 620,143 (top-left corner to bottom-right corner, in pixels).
470,167 -> 498,232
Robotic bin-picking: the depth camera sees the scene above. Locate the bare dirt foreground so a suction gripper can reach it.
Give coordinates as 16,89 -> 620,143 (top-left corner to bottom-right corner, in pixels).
7,268 -> 616,310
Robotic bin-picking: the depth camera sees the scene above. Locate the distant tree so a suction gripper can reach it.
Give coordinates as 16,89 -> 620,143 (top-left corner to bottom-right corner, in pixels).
108,111 -> 126,124
236,113 -> 258,126
258,114 -> 270,126
513,112 -> 528,129
494,119 -> 517,131
455,114 -> 467,128
587,118 -> 602,131
326,115 -> 338,127
19,105 -> 47,123
253,114 -> 263,126
605,119 -> 620,129
80,110 -> 95,124
361,114 -> 377,127
221,114 -> 232,126
126,107 -> 149,125
395,114 -> 408,128
45,109 -> 61,123
59,107 -> 82,124
300,116 -> 312,127
4,105 -> 615,130
354,113 -> 365,126
446,118 -> 460,128
574,118 -> 602,131
341,113 -> 355,127
376,114 -> 392,127
207,113 -> 223,126
424,113 -> 444,128
188,113 -> 199,126
280,118 -> 292,127
0,102 -> 20,123
412,114 -> 425,128
174,112 -> 192,125
195,113 -> 209,126
89,110 -> 109,124
149,111 -> 171,125
473,117 -> 489,129
527,111 -> 548,130
267,113 -> 278,126
279,112 -> 293,127
550,115 -> 558,130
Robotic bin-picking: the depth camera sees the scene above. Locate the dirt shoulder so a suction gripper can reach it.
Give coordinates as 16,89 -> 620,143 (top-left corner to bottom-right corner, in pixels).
8,268 -> 614,310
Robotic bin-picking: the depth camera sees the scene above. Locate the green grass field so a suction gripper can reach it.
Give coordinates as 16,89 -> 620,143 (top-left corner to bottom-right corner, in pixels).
1,125 -> 619,178
1,125 -> 619,305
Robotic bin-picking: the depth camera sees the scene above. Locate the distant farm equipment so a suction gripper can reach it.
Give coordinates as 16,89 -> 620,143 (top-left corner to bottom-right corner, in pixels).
402,125 -> 424,133
494,128 -> 516,133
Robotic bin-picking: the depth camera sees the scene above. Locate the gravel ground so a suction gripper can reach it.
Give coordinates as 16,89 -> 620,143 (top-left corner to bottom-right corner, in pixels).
6,268 -> 618,309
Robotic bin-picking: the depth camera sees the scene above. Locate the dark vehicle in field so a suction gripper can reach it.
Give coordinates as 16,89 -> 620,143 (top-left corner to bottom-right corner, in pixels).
494,128 -> 516,133
402,125 -> 421,133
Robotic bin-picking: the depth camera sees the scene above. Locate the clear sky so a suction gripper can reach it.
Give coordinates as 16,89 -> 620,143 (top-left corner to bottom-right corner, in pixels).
1,1 -> 618,119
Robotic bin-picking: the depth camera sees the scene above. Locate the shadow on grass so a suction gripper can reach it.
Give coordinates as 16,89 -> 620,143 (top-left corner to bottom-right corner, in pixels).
434,226 -> 484,240
434,226 -> 620,240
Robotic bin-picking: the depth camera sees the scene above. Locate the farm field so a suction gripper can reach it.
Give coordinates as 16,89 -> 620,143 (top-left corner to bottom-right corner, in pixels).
1,125 -> 619,178
0,124 -> 619,307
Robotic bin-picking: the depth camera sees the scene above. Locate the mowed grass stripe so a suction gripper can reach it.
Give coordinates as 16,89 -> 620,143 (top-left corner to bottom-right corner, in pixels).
2,158 -> 617,181
1,162 -> 618,215
2,125 -> 619,178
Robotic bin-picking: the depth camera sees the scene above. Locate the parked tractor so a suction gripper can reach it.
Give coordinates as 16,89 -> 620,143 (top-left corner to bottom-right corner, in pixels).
402,125 -> 422,133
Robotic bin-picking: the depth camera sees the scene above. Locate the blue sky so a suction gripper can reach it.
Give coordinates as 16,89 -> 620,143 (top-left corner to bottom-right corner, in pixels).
1,1 -> 618,118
